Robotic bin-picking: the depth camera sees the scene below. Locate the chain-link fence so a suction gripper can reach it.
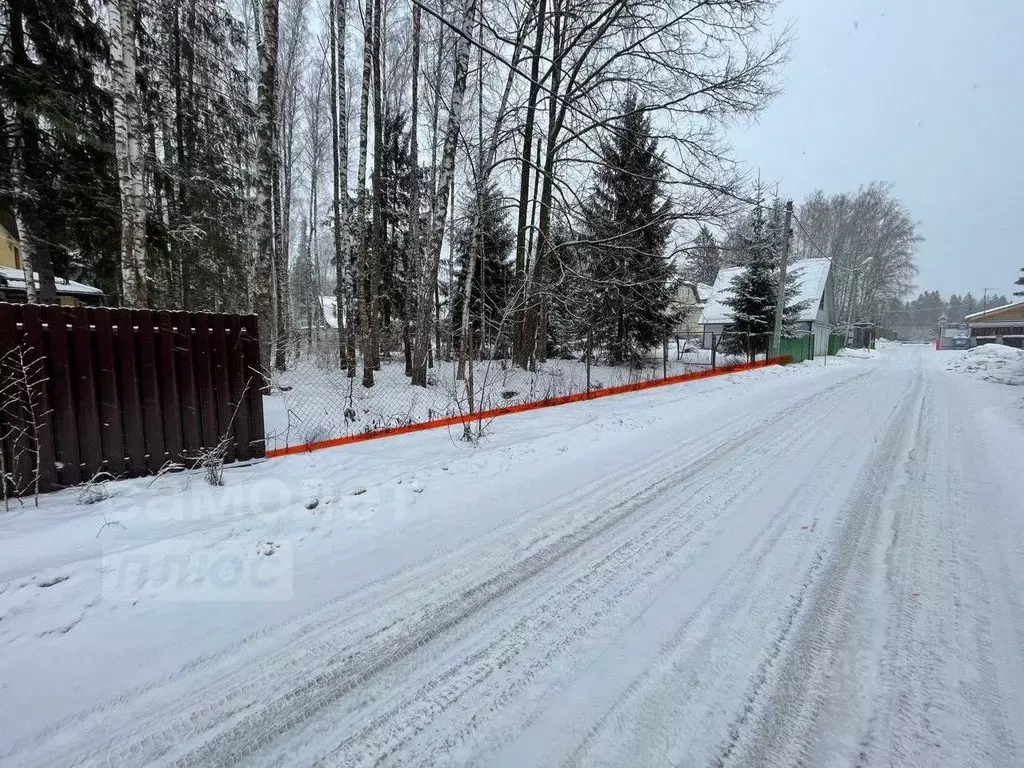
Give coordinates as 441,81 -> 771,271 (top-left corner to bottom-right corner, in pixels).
263,330 -> 759,452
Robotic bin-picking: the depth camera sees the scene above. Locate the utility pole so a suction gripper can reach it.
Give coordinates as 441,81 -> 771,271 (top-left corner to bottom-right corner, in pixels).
770,200 -> 794,359
982,287 -> 997,321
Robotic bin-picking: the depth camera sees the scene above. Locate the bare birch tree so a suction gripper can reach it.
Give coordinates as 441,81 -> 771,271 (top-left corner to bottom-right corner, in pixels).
353,0 -> 377,387
108,0 -> 149,307
410,0 -> 478,387
253,0 -> 280,370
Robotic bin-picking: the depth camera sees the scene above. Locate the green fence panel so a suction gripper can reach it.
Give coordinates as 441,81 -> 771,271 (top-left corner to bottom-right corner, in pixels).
779,336 -> 814,364
828,333 -> 844,356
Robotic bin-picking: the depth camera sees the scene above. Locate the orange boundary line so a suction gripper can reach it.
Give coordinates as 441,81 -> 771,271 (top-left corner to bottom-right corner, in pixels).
265,356 -> 793,459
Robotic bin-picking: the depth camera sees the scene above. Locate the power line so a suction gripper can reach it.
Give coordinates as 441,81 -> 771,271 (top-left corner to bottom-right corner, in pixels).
790,211 -> 865,275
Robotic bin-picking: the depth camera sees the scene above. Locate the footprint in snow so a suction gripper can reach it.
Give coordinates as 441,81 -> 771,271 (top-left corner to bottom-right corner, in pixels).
36,574 -> 70,589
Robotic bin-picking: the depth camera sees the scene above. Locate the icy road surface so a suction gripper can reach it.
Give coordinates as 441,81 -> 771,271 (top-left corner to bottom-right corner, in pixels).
2,344 -> 1023,767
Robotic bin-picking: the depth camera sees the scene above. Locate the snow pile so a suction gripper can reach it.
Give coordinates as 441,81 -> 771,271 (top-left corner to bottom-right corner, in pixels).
837,347 -> 874,360
946,343 -> 1024,386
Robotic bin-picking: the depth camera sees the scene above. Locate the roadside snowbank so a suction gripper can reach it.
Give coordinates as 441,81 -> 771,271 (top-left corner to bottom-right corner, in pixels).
946,343 -> 1024,386
837,347 -> 874,359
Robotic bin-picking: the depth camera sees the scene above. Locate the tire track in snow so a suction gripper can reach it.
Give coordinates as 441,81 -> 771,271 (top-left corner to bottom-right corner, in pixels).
711,364 -> 926,768
851,367 -> 1022,768
169,380 -> 846,768
4,372 -> 869,768
299,383 -> 853,768
558,372 -> 900,768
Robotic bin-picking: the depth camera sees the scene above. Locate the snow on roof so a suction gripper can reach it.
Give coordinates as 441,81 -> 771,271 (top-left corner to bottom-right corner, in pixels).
0,266 -> 103,296
319,296 -> 339,328
699,265 -> 745,325
964,301 -> 1024,321
699,257 -> 831,326
695,282 -> 713,303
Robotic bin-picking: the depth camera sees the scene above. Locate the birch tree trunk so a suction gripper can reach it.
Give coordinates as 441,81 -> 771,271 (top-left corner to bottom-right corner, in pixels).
109,0 -> 148,308
254,0 -> 280,371
274,118 -> 290,371
516,0 -> 563,369
405,3 -> 422,378
368,0 -> 385,372
457,8 -> 531,375
329,0 -> 355,376
354,0 -> 375,387
410,0 -> 477,387
4,109 -> 36,303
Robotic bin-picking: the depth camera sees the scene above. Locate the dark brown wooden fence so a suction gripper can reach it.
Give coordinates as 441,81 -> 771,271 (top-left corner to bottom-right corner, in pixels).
0,304 -> 265,495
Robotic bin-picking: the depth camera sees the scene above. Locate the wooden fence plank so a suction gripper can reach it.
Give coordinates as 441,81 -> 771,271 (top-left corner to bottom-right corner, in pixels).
208,314 -> 235,462
156,311 -> 182,464
93,308 -> 126,477
173,311 -> 201,457
17,304 -> 56,493
2,303 -> 265,494
70,307 -> 102,480
135,310 -> 165,473
241,316 -> 265,457
115,308 -> 146,476
226,316 -> 251,461
40,306 -> 81,486
192,313 -> 218,450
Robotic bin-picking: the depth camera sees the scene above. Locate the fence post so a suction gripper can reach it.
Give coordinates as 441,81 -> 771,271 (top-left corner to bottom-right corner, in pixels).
586,328 -> 592,395
663,335 -> 668,379
711,334 -> 717,370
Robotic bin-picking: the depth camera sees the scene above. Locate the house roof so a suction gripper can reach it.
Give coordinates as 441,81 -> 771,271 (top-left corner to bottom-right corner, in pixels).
699,257 -> 832,326
964,301 -> 1024,322
0,266 -> 103,297
699,266 -> 745,325
695,282 -> 713,303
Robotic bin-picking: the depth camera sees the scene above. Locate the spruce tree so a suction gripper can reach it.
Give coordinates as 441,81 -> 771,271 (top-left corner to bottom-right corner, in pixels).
581,94 -> 675,365
722,193 -> 807,360
685,225 -> 721,285
0,0 -> 117,298
1015,268 -> 1023,297
451,182 -> 515,356
373,111 -> 414,327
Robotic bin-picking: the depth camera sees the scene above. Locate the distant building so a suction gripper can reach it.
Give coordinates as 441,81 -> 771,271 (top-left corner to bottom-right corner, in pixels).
965,301 -> 1024,348
936,314 -> 970,350
0,267 -> 105,306
0,222 -> 104,306
0,223 -> 21,271
699,257 -> 836,355
671,280 -> 710,339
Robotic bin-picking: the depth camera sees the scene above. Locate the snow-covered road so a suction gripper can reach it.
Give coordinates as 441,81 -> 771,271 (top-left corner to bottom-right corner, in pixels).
2,345 -> 1023,767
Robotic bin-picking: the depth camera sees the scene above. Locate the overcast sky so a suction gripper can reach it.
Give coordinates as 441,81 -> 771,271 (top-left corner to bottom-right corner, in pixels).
727,0 -> 1024,299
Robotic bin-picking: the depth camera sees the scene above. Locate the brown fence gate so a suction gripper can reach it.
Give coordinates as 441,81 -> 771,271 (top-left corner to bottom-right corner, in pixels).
0,304 -> 265,496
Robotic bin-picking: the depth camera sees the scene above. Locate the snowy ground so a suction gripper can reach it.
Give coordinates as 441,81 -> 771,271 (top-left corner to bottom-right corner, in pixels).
264,347 -> 739,451
945,342 -> 1024,386
2,344 -> 1023,767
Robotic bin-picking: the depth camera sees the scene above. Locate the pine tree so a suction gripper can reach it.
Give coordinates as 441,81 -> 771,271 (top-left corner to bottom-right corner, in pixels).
290,215 -> 316,344
374,111 -> 414,328
581,95 -> 675,365
145,0 -> 253,312
1014,268 -> 1023,297
685,225 -> 721,285
963,292 -> 978,316
1,0 -> 117,301
722,193 -> 806,360
451,182 -> 515,357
